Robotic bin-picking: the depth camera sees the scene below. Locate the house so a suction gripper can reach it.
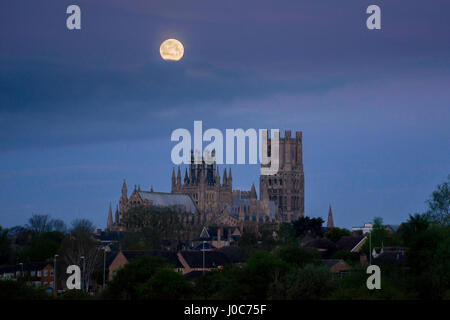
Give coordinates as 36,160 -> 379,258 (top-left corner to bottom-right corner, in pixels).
194,226 -> 241,249
322,259 -> 351,275
372,248 -> 406,266
336,235 -> 367,253
108,250 -> 184,280
0,262 -> 54,291
177,251 -> 231,275
305,238 -> 337,258
384,225 -> 400,233
352,223 -> 373,234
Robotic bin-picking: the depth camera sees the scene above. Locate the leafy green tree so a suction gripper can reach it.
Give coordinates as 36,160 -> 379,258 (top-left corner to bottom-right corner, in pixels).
121,206 -> 195,250
58,289 -> 93,300
102,256 -> 167,299
240,251 -> 290,299
325,227 -> 351,243
196,251 -> 291,300
238,232 -> 258,249
361,216 -> 400,254
425,175 -> 450,225
330,267 -> 411,300
274,243 -> 320,268
0,280 -> 49,300
138,269 -> 193,300
0,226 -> 11,265
277,223 -> 296,244
399,213 -> 429,246
20,231 -> 64,262
330,250 -> 359,264
292,217 -> 324,238
406,224 -> 450,299
272,264 -> 336,300
120,232 -> 153,250
194,268 -> 234,299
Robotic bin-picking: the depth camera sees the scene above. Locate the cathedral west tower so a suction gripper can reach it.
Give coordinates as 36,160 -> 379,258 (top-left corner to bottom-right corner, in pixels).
260,130 -> 304,222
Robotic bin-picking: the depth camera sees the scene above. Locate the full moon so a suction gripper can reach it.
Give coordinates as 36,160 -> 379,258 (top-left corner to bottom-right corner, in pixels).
160,39 -> 184,61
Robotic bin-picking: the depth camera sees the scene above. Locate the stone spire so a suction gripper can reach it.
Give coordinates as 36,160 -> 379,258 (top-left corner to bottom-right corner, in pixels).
223,168 -> 227,185
228,168 -> 232,186
121,179 -> 128,199
184,168 -> 189,185
327,205 -> 334,228
250,183 -> 257,199
107,203 -> 113,231
177,167 -> 181,187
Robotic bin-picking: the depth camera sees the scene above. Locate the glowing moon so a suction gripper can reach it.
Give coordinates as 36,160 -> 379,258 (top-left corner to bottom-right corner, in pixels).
160,39 -> 184,61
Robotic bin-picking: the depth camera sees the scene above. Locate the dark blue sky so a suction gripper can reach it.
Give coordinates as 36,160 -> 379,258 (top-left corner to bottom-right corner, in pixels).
0,0 -> 449,229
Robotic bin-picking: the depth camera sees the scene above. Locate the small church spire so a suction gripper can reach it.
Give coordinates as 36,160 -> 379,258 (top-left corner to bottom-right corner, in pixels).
184,168 -> 189,185
250,183 -> 257,199
107,203 -> 113,231
122,179 -> 128,199
223,168 -> 227,185
327,205 -> 334,228
177,167 -> 181,186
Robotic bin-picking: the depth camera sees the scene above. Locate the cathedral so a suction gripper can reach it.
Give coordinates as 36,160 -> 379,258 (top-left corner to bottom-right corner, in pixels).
106,130 -> 304,232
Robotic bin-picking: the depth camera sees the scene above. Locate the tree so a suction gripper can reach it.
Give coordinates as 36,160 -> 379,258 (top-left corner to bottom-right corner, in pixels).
400,213 -> 429,246
21,231 -> 64,262
121,206 -> 194,250
330,267 -> 411,300
60,228 -> 100,292
240,251 -> 290,299
102,256 -> 167,299
0,226 -> 11,265
406,224 -> 450,299
292,217 -> 324,238
27,214 -> 53,235
277,223 -> 296,244
274,243 -> 320,268
138,269 -> 193,300
272,264 -> 336,300
71,219 -> 95,234
238,232 -> 258,250
325,227 -> 351,243
426,175 -> 450,225
50,219 -> 67,234
0,280 -> 49,300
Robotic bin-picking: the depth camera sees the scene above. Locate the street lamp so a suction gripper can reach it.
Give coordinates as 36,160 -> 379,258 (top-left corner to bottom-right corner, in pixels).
202,241 -> 206,274
80,256 -> 86,292
18,262 -> 23,277
103,247 -> 106,289
53,254 -> 59,296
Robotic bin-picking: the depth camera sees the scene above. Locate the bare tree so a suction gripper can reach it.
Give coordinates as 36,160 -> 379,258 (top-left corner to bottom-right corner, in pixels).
27,214 -> 52,235
71,219 -> 95,234
60,229 -> 101,292
51,219 -> 68,234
